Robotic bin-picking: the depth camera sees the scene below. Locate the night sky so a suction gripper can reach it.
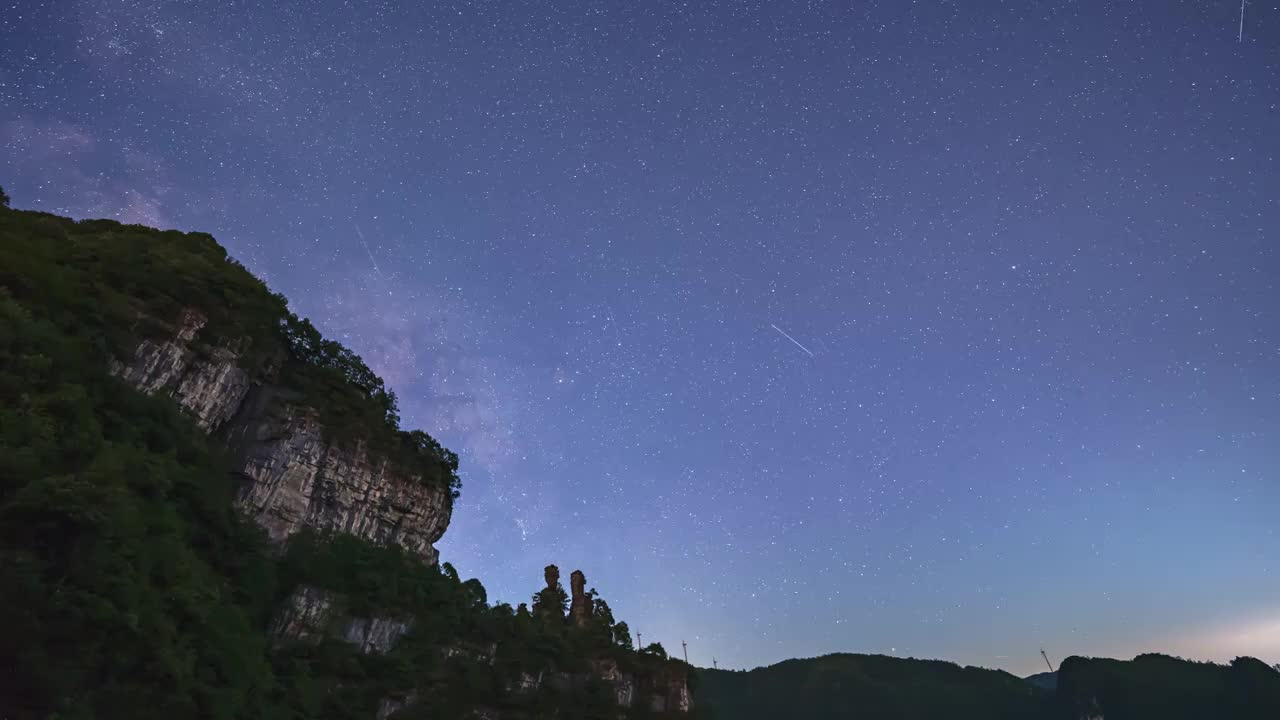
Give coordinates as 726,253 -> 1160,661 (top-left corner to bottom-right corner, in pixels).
3,0 -> 1278,676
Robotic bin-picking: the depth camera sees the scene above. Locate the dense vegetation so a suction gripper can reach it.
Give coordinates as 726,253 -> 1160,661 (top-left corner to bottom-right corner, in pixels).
695,652 -> 1280,720
0,201 -> 459,501
1056,653 -> 1280,720
696,653 -> 1051,720
0,199 -> 693,719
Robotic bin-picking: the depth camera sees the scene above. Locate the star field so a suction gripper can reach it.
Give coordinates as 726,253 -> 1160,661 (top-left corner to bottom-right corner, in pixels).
2,0 -> 1278,675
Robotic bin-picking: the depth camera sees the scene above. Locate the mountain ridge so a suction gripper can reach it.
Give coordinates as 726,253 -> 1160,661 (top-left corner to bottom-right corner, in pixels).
0,202 -> 697,720
694,651 -> 1280,719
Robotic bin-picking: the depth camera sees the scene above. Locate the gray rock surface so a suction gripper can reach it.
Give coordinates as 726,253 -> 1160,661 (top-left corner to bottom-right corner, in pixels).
108,308 -> 250,431
111,310 -> 451,564
270,585 -> 412,655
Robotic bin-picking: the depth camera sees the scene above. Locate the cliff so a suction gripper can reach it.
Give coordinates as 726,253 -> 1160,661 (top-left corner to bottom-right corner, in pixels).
108,307 -> 454,565
0,206 -> 694,720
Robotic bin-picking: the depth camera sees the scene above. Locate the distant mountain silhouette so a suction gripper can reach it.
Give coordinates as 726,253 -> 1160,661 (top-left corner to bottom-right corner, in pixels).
1024,670 -> 1057,691
696,653 -> 1048,719
696,652 -> 1280,719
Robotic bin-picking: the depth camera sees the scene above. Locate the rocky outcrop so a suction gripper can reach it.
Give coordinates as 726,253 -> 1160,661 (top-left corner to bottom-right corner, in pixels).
442,641 -> 498,665
545,658 -> 687,712
655,674 -> 693,713
569,569 -> 591,626
592,658 -> 636,707
110,310 -> 693,716
108,309 -> 251,431
538,564 -> 564,618
507,671 -> 543,694
225,388 -> 451,565
268,585 -> 334,645
375,692 -> 416,720
1078,697 -> 1104,720
630,665 -> 692,713
268,585 -> 412,655
342,616 -> 413,654
111,310 -> 452,565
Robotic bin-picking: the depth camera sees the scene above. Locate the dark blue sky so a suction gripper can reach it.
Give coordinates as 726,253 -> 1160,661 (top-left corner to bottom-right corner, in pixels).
3,0 -> 1278,675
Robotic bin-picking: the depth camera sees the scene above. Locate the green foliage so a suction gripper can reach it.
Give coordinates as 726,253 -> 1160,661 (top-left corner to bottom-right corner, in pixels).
266,534 -> 681,718
0,208 -> 460,502
0,287 -> 282,720
612,621 -> 635,650
533,580 -> 570,618
0,205 -> 687,720
643,643 -> 669,660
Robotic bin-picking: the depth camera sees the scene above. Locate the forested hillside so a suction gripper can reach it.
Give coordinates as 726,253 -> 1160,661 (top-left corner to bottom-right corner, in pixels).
0,198 -> 697,720
1055,653 -> 1280,720
696,653 -> 1050,719
694,652 -> 1280,720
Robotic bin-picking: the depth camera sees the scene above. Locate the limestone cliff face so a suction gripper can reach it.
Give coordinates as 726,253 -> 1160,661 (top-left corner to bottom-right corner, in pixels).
111,310 -> 690,717
591,658 -> 637,707
375,692 -> 417,720
225,387 -> 451,565
108,309 -> 251,431
653,671 -> 693,713
110,309 -> 452,565
268,585 -> 336,645
548,657 -> 689,713
634,664 -> 692,713
270,585 -> 412,655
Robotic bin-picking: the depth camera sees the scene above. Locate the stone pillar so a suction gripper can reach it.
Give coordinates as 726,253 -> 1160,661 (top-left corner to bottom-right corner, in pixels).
538,564 -> 565,619
569,569 -> 592,625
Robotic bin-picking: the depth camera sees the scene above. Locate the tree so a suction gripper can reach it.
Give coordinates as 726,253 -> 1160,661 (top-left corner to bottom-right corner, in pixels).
0,184 -> 9,207
461,577 -> 487,607
532,582 -> 568,618
612,621 -> 634,650
642,642 -> 668,659
589,591 -> 613,624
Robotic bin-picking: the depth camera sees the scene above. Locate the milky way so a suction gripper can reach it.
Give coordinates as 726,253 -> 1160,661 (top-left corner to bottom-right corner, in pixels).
2,0 -> 1278,674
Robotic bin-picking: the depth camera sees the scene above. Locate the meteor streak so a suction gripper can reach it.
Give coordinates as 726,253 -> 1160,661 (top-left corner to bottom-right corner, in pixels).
353,223 -> 385,279
770,323 -> 815,357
